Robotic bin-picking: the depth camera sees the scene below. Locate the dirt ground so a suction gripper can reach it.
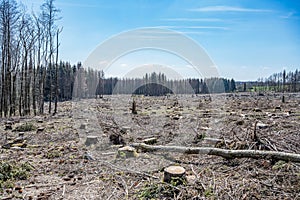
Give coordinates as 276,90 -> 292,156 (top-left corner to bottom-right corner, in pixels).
0,92 -> 299,199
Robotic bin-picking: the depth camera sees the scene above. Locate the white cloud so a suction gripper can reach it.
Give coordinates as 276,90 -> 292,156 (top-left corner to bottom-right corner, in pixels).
154,26 -> 229,31
184,26 -> 229,30
98,60 -> 109,66
189,6 -> 272,13
56,2 -> 100,8
262,66 -> 271,70
154,26 -> 177,29
120,63 -> 128,67
161,18 -> 223,22
177,31 -> 208,35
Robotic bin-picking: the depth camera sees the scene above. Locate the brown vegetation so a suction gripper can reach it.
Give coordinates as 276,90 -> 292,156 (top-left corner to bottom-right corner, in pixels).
0,93 -> 299,199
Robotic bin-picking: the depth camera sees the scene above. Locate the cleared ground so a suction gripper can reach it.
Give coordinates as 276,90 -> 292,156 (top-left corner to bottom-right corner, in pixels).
0,93 -> 299,199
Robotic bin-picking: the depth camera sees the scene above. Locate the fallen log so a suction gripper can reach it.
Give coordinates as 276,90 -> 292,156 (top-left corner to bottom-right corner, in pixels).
130,143 -> 300,163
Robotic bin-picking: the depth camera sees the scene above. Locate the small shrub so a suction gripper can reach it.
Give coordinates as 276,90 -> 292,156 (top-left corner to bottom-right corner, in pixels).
138,181 -> 182,199
0,161 -> 33,191
15,123 -> 36,132
46,150 -> 61,159
204,187 -> 215,198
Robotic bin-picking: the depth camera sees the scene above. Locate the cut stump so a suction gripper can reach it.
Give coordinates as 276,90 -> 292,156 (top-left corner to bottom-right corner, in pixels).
132,100 -> 137,114
85,136 -> 99,146
117,146 -> 138,158
163,166 -> 186,183
5,121 -> 13,130
80,124 -> 87,129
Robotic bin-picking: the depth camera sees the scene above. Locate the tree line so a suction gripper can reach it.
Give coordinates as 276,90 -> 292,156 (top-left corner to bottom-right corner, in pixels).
73,70 -> 237,98
255,69 -> 300,92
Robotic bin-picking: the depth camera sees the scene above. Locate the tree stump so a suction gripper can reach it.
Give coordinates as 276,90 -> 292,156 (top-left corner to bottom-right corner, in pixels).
85,136 -> 99,146
282,95 -> 285,103
5,121 -> 13,130
36,127 -> 46,133
109,133 -> 124,145
80,123 -> 87,129
117,146 -> 138,158
120,126 -> 131,134
163,166 -> 186,184
132,100 -> 137,114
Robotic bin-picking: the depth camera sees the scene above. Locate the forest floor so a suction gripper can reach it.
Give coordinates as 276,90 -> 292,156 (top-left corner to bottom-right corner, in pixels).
0,92 -> 300,199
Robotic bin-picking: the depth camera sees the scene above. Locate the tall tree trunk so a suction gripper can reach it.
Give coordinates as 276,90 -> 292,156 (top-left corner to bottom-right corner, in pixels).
32,61 -> 37,115
54,29 -> 60,114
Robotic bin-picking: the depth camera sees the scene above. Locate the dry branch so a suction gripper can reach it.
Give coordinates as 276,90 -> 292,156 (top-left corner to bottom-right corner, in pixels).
130,143 -> 300,163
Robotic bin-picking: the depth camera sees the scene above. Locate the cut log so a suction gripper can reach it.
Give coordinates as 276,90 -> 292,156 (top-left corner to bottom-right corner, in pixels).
163,166 -> 186,184
117,146 -> 138,158
130,143 -> 300,163
143,137 -> 157,145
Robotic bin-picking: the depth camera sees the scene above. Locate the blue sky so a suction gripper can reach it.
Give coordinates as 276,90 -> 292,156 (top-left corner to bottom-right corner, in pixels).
23,0 -> 300,81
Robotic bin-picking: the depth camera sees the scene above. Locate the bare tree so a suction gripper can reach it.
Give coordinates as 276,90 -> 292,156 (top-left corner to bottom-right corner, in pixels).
0,0 -> 20,117
18,14 -> 36,115
40,0 -> 60,114
54,27 -> 62,114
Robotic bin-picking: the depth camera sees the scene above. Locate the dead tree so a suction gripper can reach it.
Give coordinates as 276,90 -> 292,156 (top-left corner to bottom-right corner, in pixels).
0,0 -> 19,117
54,27 -> 62,115
131,143 -> 300,163
40,0 -> 61,114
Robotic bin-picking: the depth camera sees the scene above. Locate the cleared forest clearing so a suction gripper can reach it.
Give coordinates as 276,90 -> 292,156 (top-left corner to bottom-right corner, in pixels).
0,93 -> 299,199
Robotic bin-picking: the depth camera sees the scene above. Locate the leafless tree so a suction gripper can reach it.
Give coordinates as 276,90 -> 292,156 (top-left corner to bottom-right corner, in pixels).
0,0 -> 20,117
40,0 -> 60,114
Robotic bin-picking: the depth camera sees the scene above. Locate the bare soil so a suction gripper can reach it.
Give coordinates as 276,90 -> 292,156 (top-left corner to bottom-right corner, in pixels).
0,92 -> 300,199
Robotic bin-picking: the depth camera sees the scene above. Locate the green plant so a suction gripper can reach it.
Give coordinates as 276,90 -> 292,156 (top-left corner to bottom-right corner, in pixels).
169,177 -> 186,187
272,161 -> 286,170
138,181 -> 182,199
0,161 -> 33,191
46,150 -> 61,159
204,187 -> 215,198
15,123 -> 36,132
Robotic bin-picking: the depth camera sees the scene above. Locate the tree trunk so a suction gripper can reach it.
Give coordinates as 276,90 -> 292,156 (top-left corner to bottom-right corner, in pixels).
54,29 -> 60,115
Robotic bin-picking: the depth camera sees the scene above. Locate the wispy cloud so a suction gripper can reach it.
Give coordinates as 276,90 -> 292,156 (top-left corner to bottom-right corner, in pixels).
154,26 -> 228,30
161,18 -> 223,22
56,2 -> 100,8
280,11 -> 295,19
176,31 -> 209,35
154,26 -> 177,29
184,26 -> 229,30
189,6 -> 272,13
262,66 -> 271,70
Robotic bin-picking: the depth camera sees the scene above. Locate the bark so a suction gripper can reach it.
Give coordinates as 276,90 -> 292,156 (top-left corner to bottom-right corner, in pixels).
130,143 -> 300,163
